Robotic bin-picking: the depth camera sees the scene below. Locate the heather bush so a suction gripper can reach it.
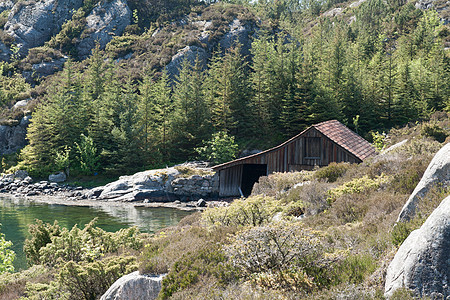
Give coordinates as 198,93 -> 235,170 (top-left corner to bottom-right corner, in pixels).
139,224 -> 237,299
252,171 -> 313,198
0,225 -> 14,274
224,223 -> 336,291
25,218 -> 142,266
282,180 -> 330,216
420,123 -> 448,142
327,174 -> 391,203
314,162 -> 352,183
202,195 -> 282,227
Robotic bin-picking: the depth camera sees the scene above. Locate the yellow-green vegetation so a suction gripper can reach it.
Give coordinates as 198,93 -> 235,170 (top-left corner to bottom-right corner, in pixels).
327,174 -> 391,203
174,165 -> 214,178
0,219 -> 144,300
134,122 -> 448,299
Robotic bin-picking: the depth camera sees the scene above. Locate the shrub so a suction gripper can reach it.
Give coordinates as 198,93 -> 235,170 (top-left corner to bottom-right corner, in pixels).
57,256 -> 137,300
327,174 -> 391,203
421,123 -> 448,142
195,131 -> 238,165
252,171 -> 313,198
24,218 -> 142,266
202,195 -> 282,227
314,162 -> 352,183
282,180 -> 330,216
224,223 -> 336,292
74,134 -> 99,175
23,220 -> 61,266
0,225 -> 14,274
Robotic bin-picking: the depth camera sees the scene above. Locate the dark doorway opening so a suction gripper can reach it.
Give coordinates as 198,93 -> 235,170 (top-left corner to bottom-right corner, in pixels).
241,164 -> 267,197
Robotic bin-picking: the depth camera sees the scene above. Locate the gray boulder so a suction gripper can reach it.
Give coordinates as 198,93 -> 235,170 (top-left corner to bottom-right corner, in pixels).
415,0 -> 450,24
165,45 -> 208,79
98,168 -> 179,201
4,0 -> 83,55
0,115 -> 31,155
219,18 -> 254,56
0,0 -> 13,14
397,143 -> 450,222
48,171 -> 66,183
0,41 -> 11,62
385,195 -> 450,298
76,0 -> 131,59
100,271 -> 164,300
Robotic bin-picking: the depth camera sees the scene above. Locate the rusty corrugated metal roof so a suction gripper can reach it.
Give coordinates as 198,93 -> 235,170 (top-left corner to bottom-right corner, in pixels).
313,120 -> 376,161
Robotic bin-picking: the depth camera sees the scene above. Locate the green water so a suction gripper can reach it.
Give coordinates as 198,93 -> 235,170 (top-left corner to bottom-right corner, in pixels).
0,196 -> 193,271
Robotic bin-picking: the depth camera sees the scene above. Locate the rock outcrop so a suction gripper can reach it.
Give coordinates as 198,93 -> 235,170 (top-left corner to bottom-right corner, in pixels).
0,0 -> 13,14
397,143 -> 450,222
76,0 -> 131,59
385,195 -> 450,298
3,0 -> 83,55
88,164 -> 219,202
0,115 -> 31,155
415,0 -> 450,24
165,45 -> 208,79
219,18 -> 254,56
100,272 -> 164,300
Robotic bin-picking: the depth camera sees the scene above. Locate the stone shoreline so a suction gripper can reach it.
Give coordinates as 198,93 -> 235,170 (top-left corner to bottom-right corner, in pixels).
0,166 -> 231,211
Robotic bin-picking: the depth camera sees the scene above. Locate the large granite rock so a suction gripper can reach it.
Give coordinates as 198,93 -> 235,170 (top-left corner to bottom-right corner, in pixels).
166,45 -> 208,79
96,168 -> 180,201
0,115 -> 31,155
0,0 -> 13,14
100,271 -> 164,300
397,143 -> 450,222
0,41 -> 11,62
415,0 -> 450,24
3,0 -> 83,55
77,0 -> 131,59
48,171 -> 66,183
385,195 -> 450,298
219,18 -> 254,56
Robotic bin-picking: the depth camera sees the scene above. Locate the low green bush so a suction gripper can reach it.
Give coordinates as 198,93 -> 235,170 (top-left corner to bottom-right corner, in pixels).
421,123 -> 448,142
314,162 -> 352,183
24,218 -> 142,266
202,195 -> 282,227
0,225 -> 14,274
224,223 -> 336,292
327,174 -> 391,203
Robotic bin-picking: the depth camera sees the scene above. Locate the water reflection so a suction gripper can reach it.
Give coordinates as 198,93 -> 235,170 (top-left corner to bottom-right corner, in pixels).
0,196 -> 193,271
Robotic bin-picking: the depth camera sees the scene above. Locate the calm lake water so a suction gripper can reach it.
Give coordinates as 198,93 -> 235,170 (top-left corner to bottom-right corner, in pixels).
0,196 -> 193,271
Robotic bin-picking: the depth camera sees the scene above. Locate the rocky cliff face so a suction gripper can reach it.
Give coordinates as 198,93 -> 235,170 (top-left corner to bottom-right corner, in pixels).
77,0 -> 131,59
0,116 -> 31,156
4,0 -> 83,55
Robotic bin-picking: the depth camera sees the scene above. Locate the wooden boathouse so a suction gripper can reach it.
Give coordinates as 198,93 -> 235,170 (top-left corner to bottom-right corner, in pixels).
212,120 -> 376,197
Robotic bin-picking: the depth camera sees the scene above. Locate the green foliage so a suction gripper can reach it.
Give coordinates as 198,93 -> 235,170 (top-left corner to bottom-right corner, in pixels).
195,131 -> 238,165
58,256 -> 137,300
390,219 -> 422,246
371,132 -> 386,151
203,195 -> 282,227
54,145 -> 70,173
225,223 -> 337,291
23,220 -> 61,266
24,218 -> 142,267
327,174 -> 391,203
0,225 -> 14,274
421,123 -> 448,142
74,134 -> 99,175
314,162 -> 352,183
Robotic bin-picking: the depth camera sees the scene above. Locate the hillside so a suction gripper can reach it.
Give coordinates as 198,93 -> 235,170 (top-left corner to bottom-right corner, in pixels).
0,0 -> 449,178
0,117 -> 448,299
